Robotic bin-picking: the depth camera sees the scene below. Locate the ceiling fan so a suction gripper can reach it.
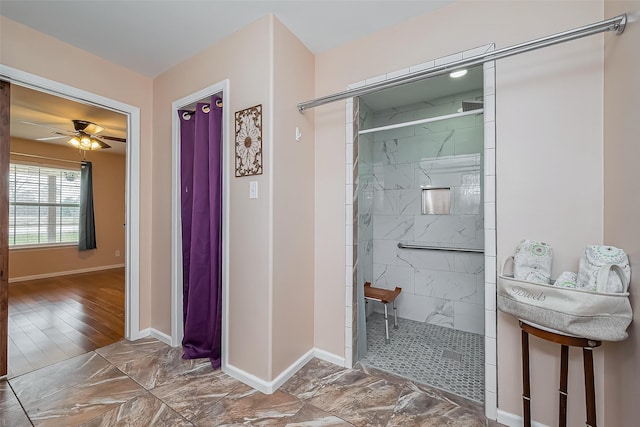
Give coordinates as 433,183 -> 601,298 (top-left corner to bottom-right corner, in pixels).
24,119 -> 126,150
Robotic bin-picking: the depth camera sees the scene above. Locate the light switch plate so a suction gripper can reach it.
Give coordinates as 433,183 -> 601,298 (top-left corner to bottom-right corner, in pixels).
250,181 -> 258,199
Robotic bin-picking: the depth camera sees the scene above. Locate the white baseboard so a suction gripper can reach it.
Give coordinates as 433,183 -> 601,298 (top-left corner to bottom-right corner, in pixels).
271,349 -> 315,392
9,264 -> 126,283
497,409 -> 550,427
150,329 -> 173,345
314,348 -> 346,368
224,363 -> 273,394
136,328 -> 173,346
137,328 -> 151,337
225,348 -> 315,395
131,328 -> 149,341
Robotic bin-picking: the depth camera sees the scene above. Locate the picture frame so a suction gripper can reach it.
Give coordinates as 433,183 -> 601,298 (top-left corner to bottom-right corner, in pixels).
234,104 -> 263,177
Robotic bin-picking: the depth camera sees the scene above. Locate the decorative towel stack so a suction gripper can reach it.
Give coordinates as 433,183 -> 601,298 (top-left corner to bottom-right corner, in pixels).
518,243 -> 633,294
513,240 -> 553,284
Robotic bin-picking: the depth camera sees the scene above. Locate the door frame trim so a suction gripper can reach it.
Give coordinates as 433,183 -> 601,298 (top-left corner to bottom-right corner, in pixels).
0,64 -> 142,340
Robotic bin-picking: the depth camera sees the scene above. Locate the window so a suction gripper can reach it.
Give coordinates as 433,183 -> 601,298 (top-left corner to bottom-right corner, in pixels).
9,163 -> 81,247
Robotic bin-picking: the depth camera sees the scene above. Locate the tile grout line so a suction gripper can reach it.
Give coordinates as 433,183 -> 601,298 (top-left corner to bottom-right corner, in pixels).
6,379 -> 35,426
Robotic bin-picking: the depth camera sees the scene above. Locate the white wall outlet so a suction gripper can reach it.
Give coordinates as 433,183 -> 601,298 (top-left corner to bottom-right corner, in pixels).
115,250 -> 120,257
249,181 -> 258,199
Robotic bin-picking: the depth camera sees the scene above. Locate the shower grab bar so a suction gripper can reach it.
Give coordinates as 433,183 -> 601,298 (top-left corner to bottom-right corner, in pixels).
397,242 -> 484,254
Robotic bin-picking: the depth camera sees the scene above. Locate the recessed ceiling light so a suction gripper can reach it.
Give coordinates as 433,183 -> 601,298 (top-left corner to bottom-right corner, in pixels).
450,69 -> 468,78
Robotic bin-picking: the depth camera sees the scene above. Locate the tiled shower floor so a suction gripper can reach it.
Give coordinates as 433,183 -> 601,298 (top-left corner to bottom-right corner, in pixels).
360,312 -> 485,402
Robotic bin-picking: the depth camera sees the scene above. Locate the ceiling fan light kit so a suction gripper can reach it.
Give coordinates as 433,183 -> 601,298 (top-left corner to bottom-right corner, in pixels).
67,131 -> 110,150
24,118 -> 124,151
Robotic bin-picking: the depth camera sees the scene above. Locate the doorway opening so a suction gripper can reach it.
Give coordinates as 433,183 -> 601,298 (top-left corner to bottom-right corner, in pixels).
1,67 -> 141,378
344,46 -> 497,416
170,80 -> 230,371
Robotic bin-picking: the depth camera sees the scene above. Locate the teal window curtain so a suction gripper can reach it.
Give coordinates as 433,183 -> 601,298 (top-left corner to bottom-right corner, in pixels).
79,161 -> 96,251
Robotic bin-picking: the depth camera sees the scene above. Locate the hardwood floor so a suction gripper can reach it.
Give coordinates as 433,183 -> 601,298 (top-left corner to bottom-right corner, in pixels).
7,268 -> 124,378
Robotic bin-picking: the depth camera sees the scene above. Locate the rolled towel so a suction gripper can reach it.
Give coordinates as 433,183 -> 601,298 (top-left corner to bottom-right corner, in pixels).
554,271 -> 578,289
513,240 -> 553,284
577,245 -> 630,293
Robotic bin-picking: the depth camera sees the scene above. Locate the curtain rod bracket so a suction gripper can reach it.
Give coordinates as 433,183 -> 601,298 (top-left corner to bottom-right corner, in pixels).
616,14 -> 627,35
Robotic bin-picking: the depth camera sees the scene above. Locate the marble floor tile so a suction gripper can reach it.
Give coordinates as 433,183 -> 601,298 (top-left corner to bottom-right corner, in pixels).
10,352 -> 114,406
193,388 -> 305,426
113,345 -> 215,390
386,385 -> 487,427
412,380 -> 484,413
0,407 -> 32,427
306,369 -> 403,427
22,365 -> 145,426
280,358 -> 348,400
284,403 -> 353,426
0,381 -> 21,412
0,381 -> 31,427
151,370 -> 245,422
80,392 -> 193,427
4,337 -> 505,427
354,363 -> 413,388
95,338 -> 171,368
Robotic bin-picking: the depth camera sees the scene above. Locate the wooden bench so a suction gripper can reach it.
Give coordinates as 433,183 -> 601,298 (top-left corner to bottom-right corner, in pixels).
519,320 -> 601,427
364,282 -> 402,344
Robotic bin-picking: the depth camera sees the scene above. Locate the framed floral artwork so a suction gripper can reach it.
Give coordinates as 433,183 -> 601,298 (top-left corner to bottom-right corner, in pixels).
235,104 -> 263,177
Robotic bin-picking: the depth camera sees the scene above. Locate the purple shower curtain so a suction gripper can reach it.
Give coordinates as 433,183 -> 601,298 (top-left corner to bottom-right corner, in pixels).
179,97 -> 223,368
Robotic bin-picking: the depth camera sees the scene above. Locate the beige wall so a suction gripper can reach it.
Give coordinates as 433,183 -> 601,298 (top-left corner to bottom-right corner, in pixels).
271,18 -> 315,378
9,138 -> 125,279
153,17 -> 273,379
0,17 -> 154,329
314,1 -> 605,424
153,15 -> 316,382
603,2 -> 640,426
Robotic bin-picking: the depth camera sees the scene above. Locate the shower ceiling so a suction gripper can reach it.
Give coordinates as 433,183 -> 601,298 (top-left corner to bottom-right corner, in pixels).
359,65 -> 483,112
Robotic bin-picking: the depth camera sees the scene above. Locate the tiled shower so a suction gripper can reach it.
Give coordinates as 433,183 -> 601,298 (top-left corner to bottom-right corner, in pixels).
358,90 -> 485,334
355,74 -> 486,402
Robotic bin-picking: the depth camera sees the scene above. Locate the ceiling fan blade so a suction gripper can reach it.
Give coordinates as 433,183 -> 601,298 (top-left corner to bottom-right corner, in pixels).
73,120 -> 104,135
36,135 -> 67,141
21,121 -> 71,133
93,138 -> 112,149
98,135 -> 126,143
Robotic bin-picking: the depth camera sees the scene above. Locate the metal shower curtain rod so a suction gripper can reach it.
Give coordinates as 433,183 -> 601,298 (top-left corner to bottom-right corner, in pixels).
297,14 -> 627,113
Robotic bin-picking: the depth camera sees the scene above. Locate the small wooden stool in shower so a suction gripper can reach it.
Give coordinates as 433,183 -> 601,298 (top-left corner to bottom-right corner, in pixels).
364,282 -> 402,344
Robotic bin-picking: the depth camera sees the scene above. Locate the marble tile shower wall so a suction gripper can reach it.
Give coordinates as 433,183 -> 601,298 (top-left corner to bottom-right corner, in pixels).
363,90 -> 485,335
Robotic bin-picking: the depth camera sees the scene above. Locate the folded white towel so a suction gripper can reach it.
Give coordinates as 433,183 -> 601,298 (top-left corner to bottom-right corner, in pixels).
513,240 -> 553,284
577,245 -> 630,293
554,271 -> 578,289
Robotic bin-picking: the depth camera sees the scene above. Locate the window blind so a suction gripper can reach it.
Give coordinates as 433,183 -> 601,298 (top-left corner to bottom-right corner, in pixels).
9,163 -> 81,247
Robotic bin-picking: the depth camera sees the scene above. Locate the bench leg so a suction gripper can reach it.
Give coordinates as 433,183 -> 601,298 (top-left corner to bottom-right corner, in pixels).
583,347 -> 597,427
384,303 -> 390,344
522,329 -> 531,427
559,345 -> 569,427
393,299 -> 398,329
